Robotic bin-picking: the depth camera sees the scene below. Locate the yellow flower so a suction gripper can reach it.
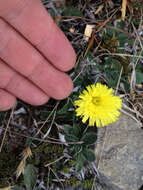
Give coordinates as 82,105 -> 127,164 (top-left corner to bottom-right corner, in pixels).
74,83 -> 122,127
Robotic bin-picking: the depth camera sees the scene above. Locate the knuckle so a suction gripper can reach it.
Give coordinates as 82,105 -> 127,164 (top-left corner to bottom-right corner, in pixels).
0,60 -> 15,89
26,58 -> 44,78
32,13 -> 56,46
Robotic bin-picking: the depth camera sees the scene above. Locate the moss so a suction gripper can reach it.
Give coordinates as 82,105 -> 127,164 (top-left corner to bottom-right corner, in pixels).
44,147 -> 51,154
102,35 -> 118,53
62,166 -> 69,174
34,143 -> 63,155
65,176 -> 79,186
65,176 -> 94,189
32,143 -> 64,168
34,157 -> 40,165
68,160 -> 74,167
82,179 -> 94,189
0,146 -> 20,187
102,35 -> 130,74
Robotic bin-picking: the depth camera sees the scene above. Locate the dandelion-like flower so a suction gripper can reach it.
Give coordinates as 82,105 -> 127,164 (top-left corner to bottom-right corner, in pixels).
74,83 -> 122,127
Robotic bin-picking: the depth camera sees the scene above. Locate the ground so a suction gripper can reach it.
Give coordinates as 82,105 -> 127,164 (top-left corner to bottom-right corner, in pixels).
0,0 -> 143,190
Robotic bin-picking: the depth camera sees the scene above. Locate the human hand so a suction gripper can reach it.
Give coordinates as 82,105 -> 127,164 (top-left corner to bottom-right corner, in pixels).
0,0 -> 76,111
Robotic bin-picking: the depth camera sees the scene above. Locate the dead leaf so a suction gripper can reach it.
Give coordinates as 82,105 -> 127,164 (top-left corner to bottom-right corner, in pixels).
0,187 -> 14,190
84,32 -> 95,58
121,0 -> 127,20
69,28 -> 75,33
127,1 -> 133,15
16,159 -> 25,179
94,5 -> 104,15
84,24 -> 95,41
105,0 -> 111,2
54,0 -> 65,7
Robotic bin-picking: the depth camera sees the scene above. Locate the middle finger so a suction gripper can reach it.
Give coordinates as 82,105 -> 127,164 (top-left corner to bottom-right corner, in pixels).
0,18 -> 73,100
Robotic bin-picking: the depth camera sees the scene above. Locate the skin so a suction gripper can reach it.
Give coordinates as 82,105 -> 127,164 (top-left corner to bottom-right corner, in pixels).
0,0 -> 76,111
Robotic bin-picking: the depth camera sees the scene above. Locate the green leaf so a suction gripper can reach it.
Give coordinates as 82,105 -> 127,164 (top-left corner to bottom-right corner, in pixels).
105,57 -> 121,70
106,70 -> 119,87
47,9 -> 56,18
75,159 -> 83,172
62,6 -> 83,17
70,144 -> 82,153
34,187 -> 41,190
105,28 -> 116,37
117,33 -> 129,46
57,101 -> 72,115
82,148 -> 95,162
73,125 -> 81,137
65,134 -> 79,142
116,20 -> 126,30
12,186 -> 23,190
133,4 -> 143,9
26,137 -> 32,146
75,153 -> 85,172
24,164 -> 37,190
81,132 -> 97,145
63,124 -> 82,138
40,111 -> 51,120
136,71 -> 143,84
63,125 -> 74,135
117,33 -> 128,41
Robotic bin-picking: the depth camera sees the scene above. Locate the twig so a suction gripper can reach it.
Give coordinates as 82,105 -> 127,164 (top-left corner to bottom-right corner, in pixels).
43,109 -> 57,139
130,20 -> 143,93
1,129 -> 84,145
45,155 -> 65,167
48,166 -> 64,188
0,107 -> 14,152
121,0 -> 127,20
115,66 -> 123,95
34,101 -> 59,138
132,23 -> 143,51
121,109 -> 142,127
98,53 -> 143,59
122,102 -> 143,119
60,15 -> 142,40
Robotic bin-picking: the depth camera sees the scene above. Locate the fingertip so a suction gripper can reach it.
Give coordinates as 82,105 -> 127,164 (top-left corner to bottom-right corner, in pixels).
30,95 -> 50,106
0,89 -> 17,111
52,74 -> 74,100
61,48 -> 76,72
51,26 -> 77,72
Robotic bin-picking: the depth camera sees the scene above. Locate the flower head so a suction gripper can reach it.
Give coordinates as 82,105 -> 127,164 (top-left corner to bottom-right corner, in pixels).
74,83 -> 122,127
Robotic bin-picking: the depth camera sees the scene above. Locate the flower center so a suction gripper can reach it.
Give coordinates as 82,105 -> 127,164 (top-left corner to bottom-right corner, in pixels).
92,96 -> 101,105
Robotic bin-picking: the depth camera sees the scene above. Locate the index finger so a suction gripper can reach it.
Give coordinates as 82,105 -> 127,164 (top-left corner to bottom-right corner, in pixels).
0,0 -> 76,71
